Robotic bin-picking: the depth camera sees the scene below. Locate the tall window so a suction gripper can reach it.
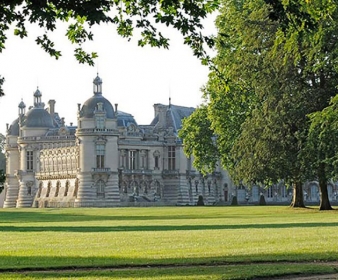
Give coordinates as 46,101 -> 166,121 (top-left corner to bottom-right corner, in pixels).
55,182 -> 60,197
153,150 -> 160,170
96,116 -> 105,129
154,156 -> 159,169
46,182 -> 51,197
97,180 -> 105,198
267,186 -> 273,198
64,181 -> 69,196
168,146 -> 176,170
26,151 -> 33,171
129,150 -> 137,170
96,144 -> 105,168
119,150 -> 127,168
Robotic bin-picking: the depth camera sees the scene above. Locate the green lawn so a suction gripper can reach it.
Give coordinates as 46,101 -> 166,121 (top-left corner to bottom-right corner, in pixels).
0,206 -> 338,279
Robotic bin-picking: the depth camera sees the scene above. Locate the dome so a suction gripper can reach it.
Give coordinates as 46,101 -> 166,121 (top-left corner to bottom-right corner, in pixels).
80,95 -> 115,119
8,118 -> 19,136
23,108 -> 54,128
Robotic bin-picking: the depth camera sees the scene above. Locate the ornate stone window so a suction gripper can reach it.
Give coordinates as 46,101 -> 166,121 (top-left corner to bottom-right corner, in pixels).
168,146 -> 176,170
119,149 -> 127,168
37,182 -> 43,198
96,116 -> 105,129
64,181 -> 69,196
95,137 -> 106,169
55,181 -> 60,197
140,150 -> 147,169
26,151 -> 33,171
96,144 -> 105,168
153,150 -> 160,170
129,150 -> 137,170
73,179 -> 79,198
96,180 -> 105,198
46,182 -> 52,197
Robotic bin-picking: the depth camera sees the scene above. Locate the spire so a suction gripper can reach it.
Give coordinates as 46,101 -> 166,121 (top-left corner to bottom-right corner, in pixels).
93,73 -> 102,95
168,85 -> 171,109
33,87 -> 43,108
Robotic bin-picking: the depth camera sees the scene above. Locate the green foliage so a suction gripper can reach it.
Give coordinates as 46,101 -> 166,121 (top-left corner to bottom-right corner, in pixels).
0,76 -> 3,97
196,195 -> 205,206
181,0 -> 338,208
230,195 -> 237,205
179,105 -> 218,174
0,170 -> 4,193
259,194 -> 266,205
0,0 -> 219,94
304,95 -> 338,181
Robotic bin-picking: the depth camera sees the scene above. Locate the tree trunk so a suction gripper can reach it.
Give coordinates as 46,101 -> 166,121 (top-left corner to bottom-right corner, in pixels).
318,163 -> 333,211
290,181 -> 305,208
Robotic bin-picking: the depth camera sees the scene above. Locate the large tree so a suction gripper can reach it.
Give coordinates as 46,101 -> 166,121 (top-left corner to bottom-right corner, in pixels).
302,96 -> 338,210
0,0 -> 219,96
180,0 -> 338,209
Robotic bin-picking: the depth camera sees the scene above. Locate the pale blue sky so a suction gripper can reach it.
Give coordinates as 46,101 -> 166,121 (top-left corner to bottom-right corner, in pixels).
0,17 -> 216,135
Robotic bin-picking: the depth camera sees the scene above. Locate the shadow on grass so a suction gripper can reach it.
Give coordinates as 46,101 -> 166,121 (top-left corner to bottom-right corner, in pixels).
3,264 -> 335,280
1,207 -> 336,225
0,253 -> 337,275
0,211 -> 233,224
1,222 -> 338,232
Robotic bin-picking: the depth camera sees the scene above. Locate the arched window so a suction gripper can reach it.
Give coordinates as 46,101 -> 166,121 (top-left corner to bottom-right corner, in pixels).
55,181 -> 60,197
37,182 -> 43,198
73,179 -> 79,198
64,181 -> 69,196
46,182 -> 51,197
153,150 -> 160,170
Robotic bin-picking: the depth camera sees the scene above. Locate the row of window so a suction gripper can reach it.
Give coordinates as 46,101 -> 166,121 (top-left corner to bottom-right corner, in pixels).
37,181 -> 78,198
26,151 -> 78,172
117,147 -> 176,170
26,146 -> 177,172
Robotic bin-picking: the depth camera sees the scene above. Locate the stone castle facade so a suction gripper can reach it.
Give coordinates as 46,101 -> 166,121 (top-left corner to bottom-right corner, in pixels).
4,75 -> 333,207
3,75 -> 232,208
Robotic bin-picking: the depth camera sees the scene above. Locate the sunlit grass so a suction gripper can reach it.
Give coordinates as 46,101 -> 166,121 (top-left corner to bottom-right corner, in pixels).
0,206 -> 338,279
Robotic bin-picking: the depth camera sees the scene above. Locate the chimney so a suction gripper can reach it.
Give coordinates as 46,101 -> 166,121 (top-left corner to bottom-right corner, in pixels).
115,103 -> 118,116
48,100 -> 56,118
157,105 -> 167,128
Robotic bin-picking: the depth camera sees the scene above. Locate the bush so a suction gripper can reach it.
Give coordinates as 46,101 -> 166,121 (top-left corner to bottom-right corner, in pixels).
197,195 -> 205,206
259,195 -> 266,205
231,196 -> 238,206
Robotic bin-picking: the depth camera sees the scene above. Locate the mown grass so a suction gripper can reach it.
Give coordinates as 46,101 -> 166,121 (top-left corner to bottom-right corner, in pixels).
0,206 -> 338,279
1,263 -> 337,279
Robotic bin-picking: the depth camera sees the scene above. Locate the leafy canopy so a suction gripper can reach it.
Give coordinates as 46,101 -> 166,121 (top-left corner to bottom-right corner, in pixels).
0,0 -> 220,96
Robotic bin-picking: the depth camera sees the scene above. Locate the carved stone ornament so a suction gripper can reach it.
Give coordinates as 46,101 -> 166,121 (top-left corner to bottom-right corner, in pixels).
153,150 -> 160,157
58,127 -> 69,136
26,181 -> 34,187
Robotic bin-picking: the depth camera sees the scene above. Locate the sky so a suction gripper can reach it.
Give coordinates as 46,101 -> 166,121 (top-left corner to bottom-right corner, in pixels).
0,16 -> 216,135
